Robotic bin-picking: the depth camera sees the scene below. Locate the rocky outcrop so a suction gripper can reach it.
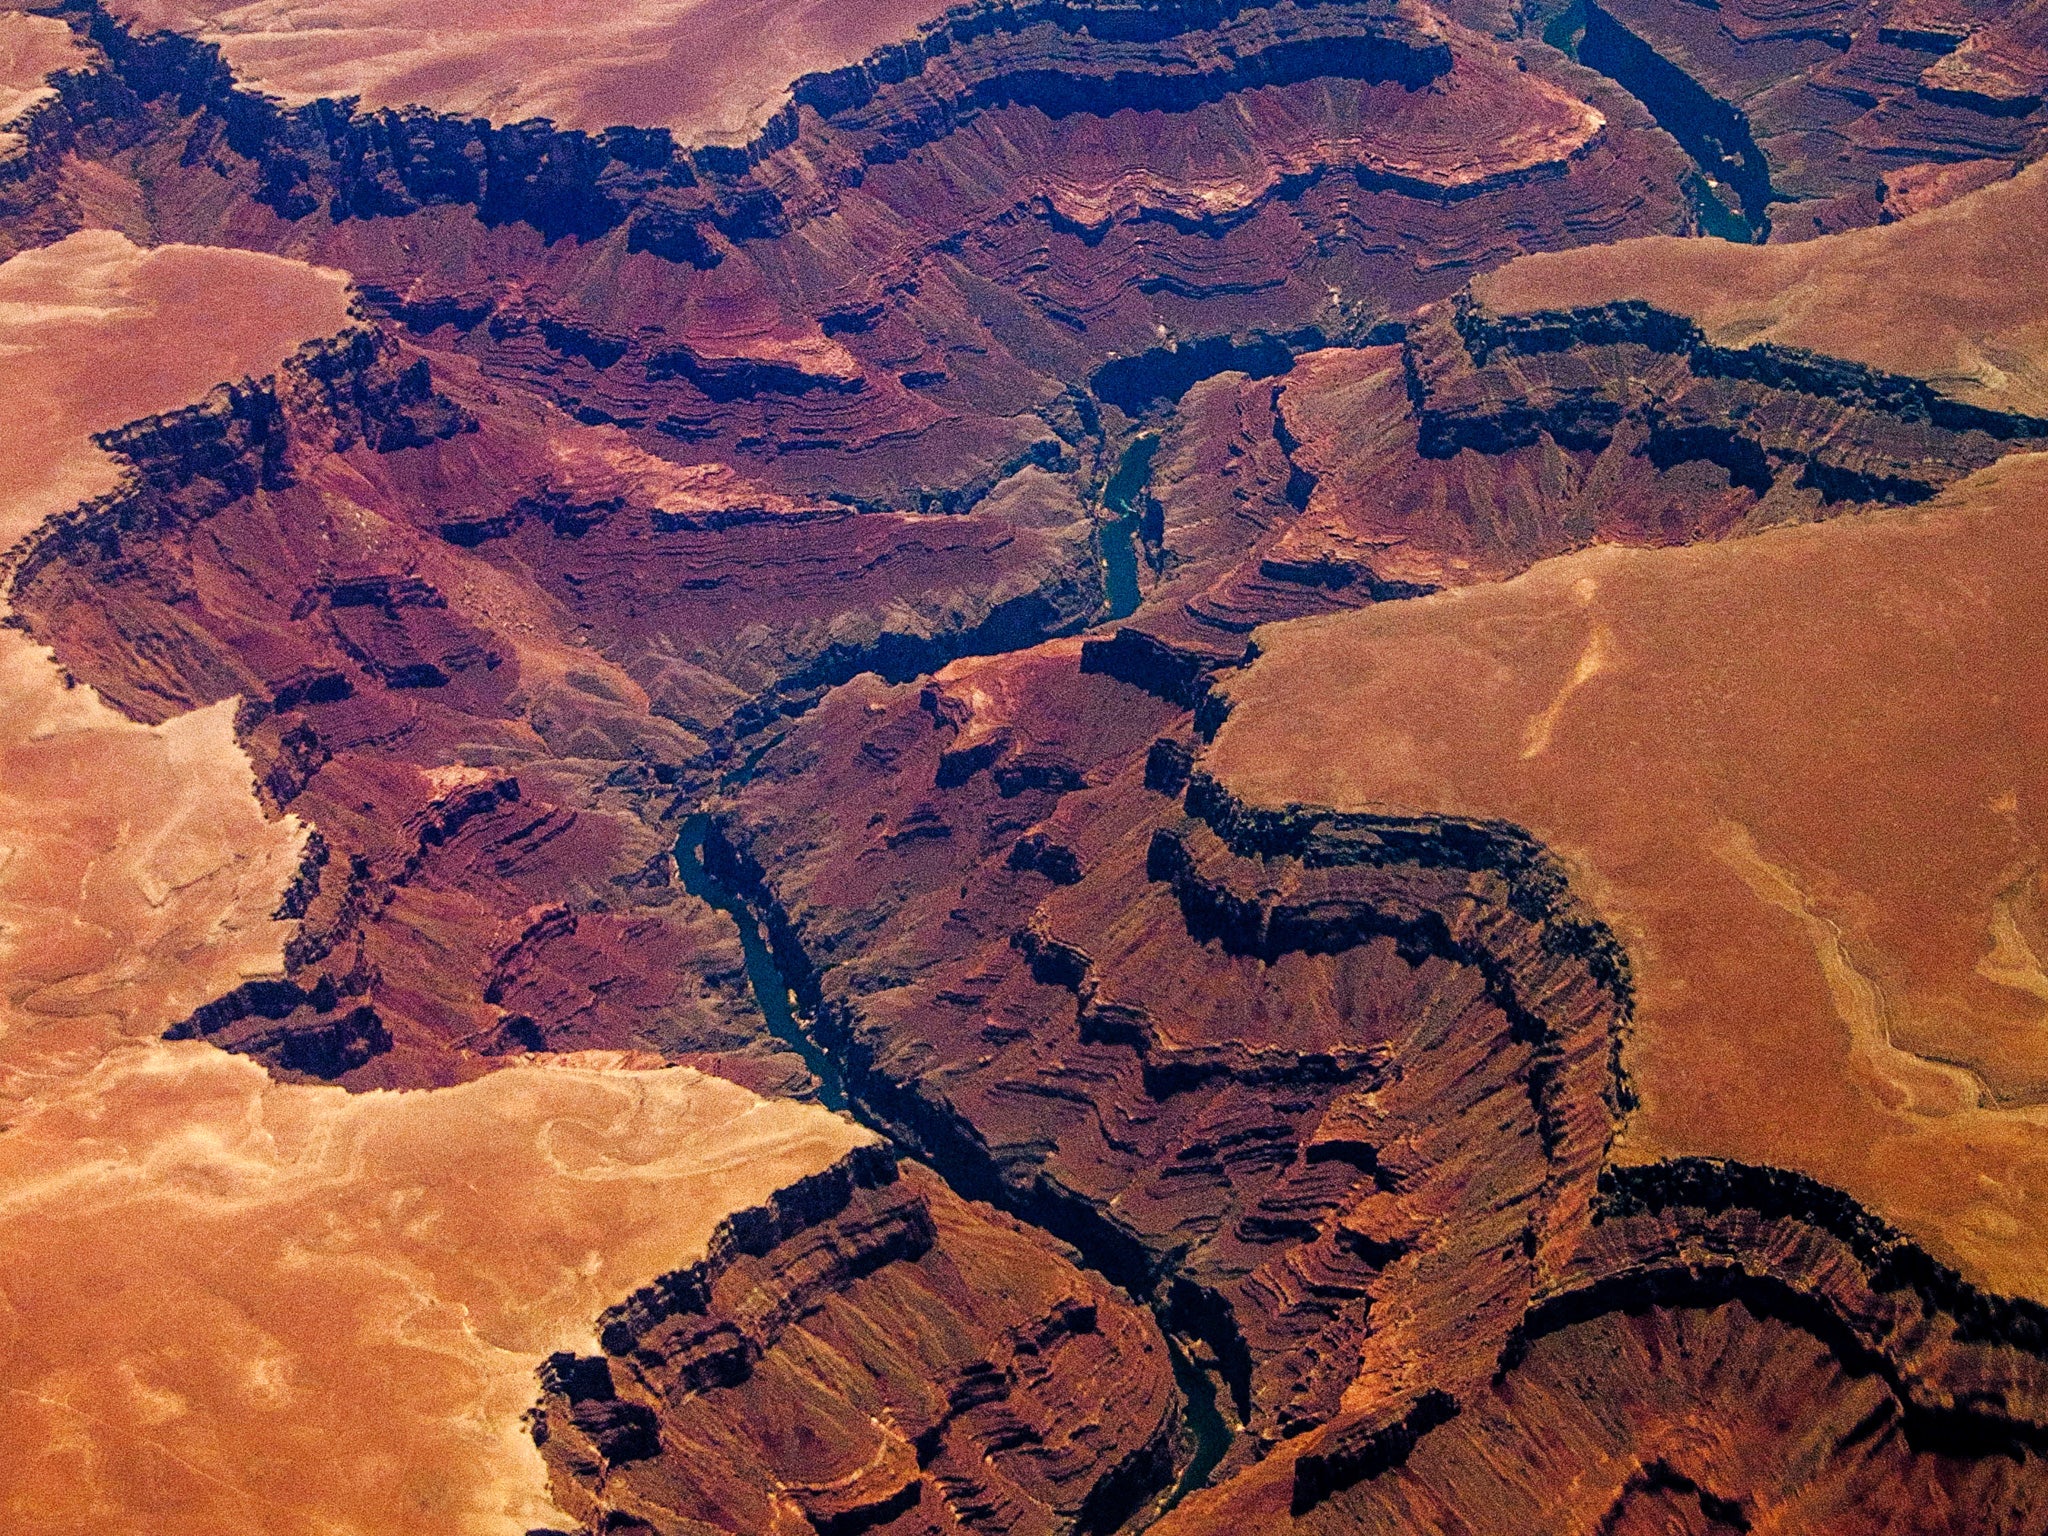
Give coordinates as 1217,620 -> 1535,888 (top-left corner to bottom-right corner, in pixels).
7,326 -> 469,591
1081,271 -> 2038,699
1186,1155 -> 2048,1531
534,1149 -> 1181,1536
704,641 -> 1631,1476
1412,295 -> 2038,498
1452,295 -> 2048,437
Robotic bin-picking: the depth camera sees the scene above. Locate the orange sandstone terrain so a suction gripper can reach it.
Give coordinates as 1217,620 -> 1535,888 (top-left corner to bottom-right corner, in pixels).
1204,175 -> 2048,1294
3,0 -> 2048,1531
1205,446 -> 2048,1296
105,0 -> 957,139
0,229 -> 873,1536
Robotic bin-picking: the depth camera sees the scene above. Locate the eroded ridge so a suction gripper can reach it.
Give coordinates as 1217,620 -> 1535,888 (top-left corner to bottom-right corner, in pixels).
0,229 -> 887,1536
1578,0 -> 2048,237
2,0 -> 1692,510
700,635 -> 1629,1484
5,0 -> 2048,1529
1083,178 -> 2048,680
536,1150 -> 1179,1536
1165,455 -> 2048,1528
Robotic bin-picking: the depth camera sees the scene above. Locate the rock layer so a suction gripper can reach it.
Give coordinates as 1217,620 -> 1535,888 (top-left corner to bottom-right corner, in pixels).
537,1154 -> 1179,1536
1579,0 -> 2048,237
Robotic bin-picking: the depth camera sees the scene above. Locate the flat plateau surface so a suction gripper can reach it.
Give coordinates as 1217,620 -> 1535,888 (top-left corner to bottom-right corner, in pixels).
0,9 -> 82,134
106,0 -> 958,139
1208,447 -> 2048,1299
1474,160 -> 2048,418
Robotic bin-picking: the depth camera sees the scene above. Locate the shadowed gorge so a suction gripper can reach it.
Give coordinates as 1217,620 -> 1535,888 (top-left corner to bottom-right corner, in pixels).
2,0 -> 2048,1530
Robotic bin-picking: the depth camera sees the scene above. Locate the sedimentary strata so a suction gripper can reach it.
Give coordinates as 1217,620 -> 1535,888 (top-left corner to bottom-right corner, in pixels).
11,292 -> 1102,1091
1576,0 -> 2048,236
537,1153 -> 1178,1536
0,229 -> 890,1536
705,639 -> 1623,1470
1086,170 -> 2048,676
3,0 -> 1690,508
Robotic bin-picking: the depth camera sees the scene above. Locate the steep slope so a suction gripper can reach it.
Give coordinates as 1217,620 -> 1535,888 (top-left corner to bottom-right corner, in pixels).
538,1158 -> 1178,1536
7,0 -> 1694,507
1576,0 -> 2048,237
1087,164 -> 2047,682
702,167 -> 2048,1534
6,3 -> 2048,1534
105,0 -> 958,141
1147,190 -> 2048,1530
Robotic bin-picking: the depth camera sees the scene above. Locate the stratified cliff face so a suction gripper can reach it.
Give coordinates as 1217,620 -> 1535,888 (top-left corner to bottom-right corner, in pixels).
1,0 -> 1704,1096
697,639 -> 1626,1477
685,164 -> 2048,1534
8,0 -> 1695,508
536,1151 -> 1179,1536
1577,0 -> 2048,237
11,312 -> 1105,1094
1160,1157 -> 2048,1532
1082,180 -> 2044,674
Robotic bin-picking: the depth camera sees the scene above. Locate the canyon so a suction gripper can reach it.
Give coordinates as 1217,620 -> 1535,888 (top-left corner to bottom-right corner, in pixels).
1,0 -> 2046,1530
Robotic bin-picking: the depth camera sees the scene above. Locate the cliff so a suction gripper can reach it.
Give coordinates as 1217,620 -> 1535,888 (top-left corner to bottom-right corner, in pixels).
8,0 -> 1692,512
535,1150 -> 1181,1536
1579,0 -> 2048,237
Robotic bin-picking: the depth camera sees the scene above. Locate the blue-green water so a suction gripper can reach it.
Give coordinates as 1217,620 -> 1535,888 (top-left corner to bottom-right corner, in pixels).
1163,1338 -> 1233,1511
1688,172 -> 1755,243
673,812 -> 847,1111
1542,0 -> 1584,58
1101,433 -> 1161,621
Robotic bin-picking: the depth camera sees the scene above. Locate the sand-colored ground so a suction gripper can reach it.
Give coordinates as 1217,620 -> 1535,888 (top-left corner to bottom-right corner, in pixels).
0,9 -> 83,137
0,228 -> 355,542
1472,158 -> 2048,418
0,230 -> 871,1534
1207,448 -> 2048,1301
0,230 -> 353,1081
107,0 -> 957,140
0,1050 -> 868,1535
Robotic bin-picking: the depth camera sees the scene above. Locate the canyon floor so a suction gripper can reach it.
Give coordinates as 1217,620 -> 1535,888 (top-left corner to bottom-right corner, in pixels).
1,0 -> 2046,1531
